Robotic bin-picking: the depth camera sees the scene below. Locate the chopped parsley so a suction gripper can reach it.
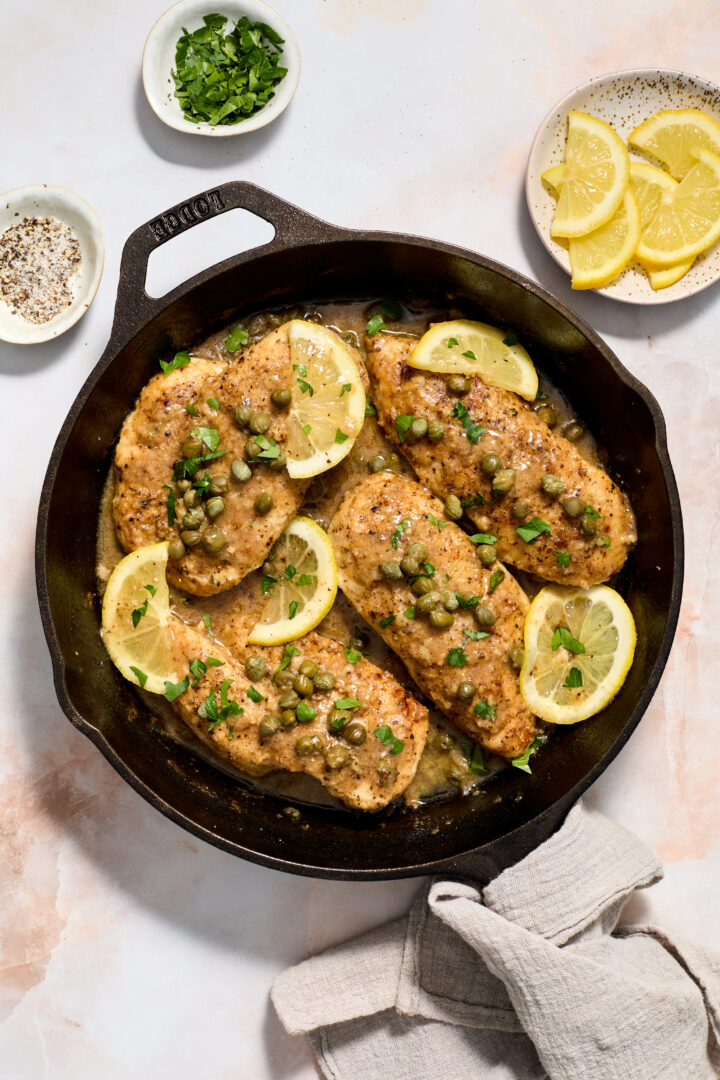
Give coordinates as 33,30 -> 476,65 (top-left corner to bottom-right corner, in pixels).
463,628 -> 490,641
367,314 -> 386,337
516,517 -> 551,544
288,600 -> 299,620
201,612 -> 216,641
297,574 -> 314,586
248,433 -> 281,461
564,667 -> 583,688
379,615 -> 396,629
404,606 -> 416,619
461,493 -> 487,509
261,573 -> 277,595
303,423 -> 311,435
284,565 -> 297,580
296,701 -> 317,722
511,734 -> 547,774
297,376 -> 314,396
345,645 -> 362,664
130,666 -> 148,688
335,428 -> 348,444
381,297 -> 403,320
470,532 -> 497,545
423,562 -> 436,577
451,400 -> 484,444
162,484 -> 176,527
462,350 -> 476,360
185,403 -> 200,417
596,536 -> 611,548
395,414 -> 415,442
455,592 -> 480,608
199,679 -> 243,731
207,397 -> 220,411
191,426 -> 221,452
556,551 -> 571,568
461,740 -> 487,774
334,697 -> 362,709
172,449 -> 227,481
224,326 -> 250,352
584,505 -> 601,520
159,350 -> 191,376
365,401 -> 377,416
340,383 -> 352,397
488,569 -> 505,594
551,626 -> 585,655
447,336 -> 459,347
446,647 -> 467,667
503,331 -> 518,346
277,643 -> 300,671
474,699 -> 497,720
427,513 -> 448,530
248,686 -> 263,703
391,517 -> 411,548
374,724 -> 405,755
131,584 -> 156,628
164,677 -> 189,702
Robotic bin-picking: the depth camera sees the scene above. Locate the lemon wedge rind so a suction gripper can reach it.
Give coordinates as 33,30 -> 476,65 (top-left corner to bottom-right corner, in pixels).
551,111 -> 630,239
407,319 -> 538,401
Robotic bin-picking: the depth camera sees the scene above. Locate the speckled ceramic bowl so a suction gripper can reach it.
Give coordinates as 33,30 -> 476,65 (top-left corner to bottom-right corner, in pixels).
142,0 -> 301,137
526,68 -> 720,304
0,184 -> 104,344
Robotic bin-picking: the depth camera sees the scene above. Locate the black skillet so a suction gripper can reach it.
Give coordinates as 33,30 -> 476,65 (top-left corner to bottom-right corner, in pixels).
35,180 -> 684,881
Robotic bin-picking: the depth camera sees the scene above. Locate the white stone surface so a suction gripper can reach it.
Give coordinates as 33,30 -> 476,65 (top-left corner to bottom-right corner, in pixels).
2,1 -> 719,1076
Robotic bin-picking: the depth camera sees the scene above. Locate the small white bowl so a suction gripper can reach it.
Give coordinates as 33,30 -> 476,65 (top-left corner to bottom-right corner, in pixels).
143,0 -> 301,137
526,68 -> 720,304
0,185 -> 104,345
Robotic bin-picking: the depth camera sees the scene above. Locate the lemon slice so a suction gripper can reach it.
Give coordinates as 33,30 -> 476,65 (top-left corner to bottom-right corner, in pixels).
519,585 -> 636,725
407,319 -> 538,401
101,542 -> 178,694
629,162 -> 694,288
634,146 -> 720,267
248,517 -> 337,645
629,108 -> 720,181
284,321 -> 366,479
551,111 -> 630,239
568,188 -> 641,290
540,163 -> 567,197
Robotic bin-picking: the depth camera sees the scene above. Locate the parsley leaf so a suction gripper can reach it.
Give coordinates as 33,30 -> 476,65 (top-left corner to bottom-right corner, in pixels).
340,382 -> 352,397
367,314 -> 386,337
130,666 -> 148,688
207,396 -> 220,411
446,647 -> 467,667
427,513 -> 448,530
455,592 -> 480,608
511,734 -> 547,774
296,701 -> 317,722
334,697 -> 362,709
451,400 -> 484,444
461,493 -> 487,509
447,336 -> 459,347
159,350 -> 191,376
584,505 -> 601,520
201,613 -> 216,641
404,606 -> 416,619
488,569 -> 505,594
391,518 -> 411,548
365,401 -> 376,416
469,532 -> 498,545
564,667 -> 583,688
248,686 -> 263,703
303,423 -> 311,435
335,428 -> 348,444
162,483 -> 176,527
462,350 -> 476,360
191,426 -> 220,452
551,626 -> 586,654
199,679 -> 243,731
474,699 -> 497,719
185,403 -> 200,417
463,628 -> 490,641
556,551 -> 571,568
131,584 -> 157,628
164,677 -> 189,702
460,740 -> 487,774
284,565 -> 297,580
297,573 -> 314,586
345,646 -> 362,664
172,450 -> 227,481
224,326 -> 249,352
288,600 -> 299,620
261,573 -> 277,595
374,724 -> 405,755
503,331 -> 518,346
381,297 -> 403,321
395,414 -> 415,442
516,517 -> 551,544
297,377 -> 314,396
379,615 -> 396,629
277,643 -> 300,671
248,433 -> 281,461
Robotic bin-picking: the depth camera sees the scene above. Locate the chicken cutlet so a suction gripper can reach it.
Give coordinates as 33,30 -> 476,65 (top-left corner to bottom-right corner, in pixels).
168,615 -> 428,811
365,332 -> 636,587
328,473 -> 534,759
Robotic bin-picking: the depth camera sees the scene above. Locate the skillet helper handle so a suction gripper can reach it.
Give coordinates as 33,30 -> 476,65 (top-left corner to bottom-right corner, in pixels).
112,180 -> 339,333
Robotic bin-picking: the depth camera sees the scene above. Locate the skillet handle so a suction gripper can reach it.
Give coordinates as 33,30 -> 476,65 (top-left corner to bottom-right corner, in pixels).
112,180 -> 339,333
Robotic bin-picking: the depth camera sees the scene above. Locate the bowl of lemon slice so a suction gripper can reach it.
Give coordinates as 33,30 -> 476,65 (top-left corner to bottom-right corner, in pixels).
526,68 -> 720,303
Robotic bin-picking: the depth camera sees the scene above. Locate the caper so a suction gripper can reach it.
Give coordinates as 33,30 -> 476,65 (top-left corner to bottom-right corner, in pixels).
427,420 -> 445,442
474,604 -> 496,628
294,674 -> 315,698
400,556 -> 420,577
299,660 -> 318,679
295,734 -> 324,756
245,655 -> 266,681
439,589 -> 459,612
340,330 -> 360,348
183,488 -> 200,508
581,516 -> 597,538
272,668 -> 295,688
446,762 -> 467,785
183,506 -> 205,529
512,498 -> 530,521
304,309 -> 324,324
369,455 -> 387,473
249,411 -> 272,435
411,417 -> 428,439
181,435 -> 203,459
536,404 -> 557,427
280,710 -> 297,729
350,627 -> 370,651
411,576 -> 434,597
434,731 -> 454,752
476,544 -> 497,568
325,744 -> 350,770
377,761 -> 398,786
541,474 -> 564,498
201,528 -> 226,554
269,449 -> 287,471
208,475 -> 229,497
176,478 -> 192,493
327,707 -> 348,732
447,373 -> 470,393
406,543 -> 428,563
563,420 -> 584,442
344,721 -> 367,746
278,689 -> 300,710
255,492 -> 273,515
313,670 -> 336,691
245,436 -> 262,460
444,494 -> 463,520
381,561 -> 404,581
206,497 -> 225,519
271,388 -> 292,408
415,592 -> 438,615
180,529 -> 201,547
509,646 -> 525,670
492,469 -> 516,494
481,453 -> 502,476
456,680 -> 476,702
168,538 -> 186,561
429,609 -> 454,629
231,459 -> 252,482
259,715 -> 279,738
563,495 -> 586,518
386,452 -> 401,471
234,404 -> 253,429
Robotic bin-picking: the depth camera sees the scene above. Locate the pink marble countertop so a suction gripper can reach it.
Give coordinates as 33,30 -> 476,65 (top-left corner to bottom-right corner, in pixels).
2,0 -> 719,1076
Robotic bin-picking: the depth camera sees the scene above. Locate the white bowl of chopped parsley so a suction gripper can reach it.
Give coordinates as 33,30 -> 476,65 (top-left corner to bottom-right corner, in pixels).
142,0 -> 301,136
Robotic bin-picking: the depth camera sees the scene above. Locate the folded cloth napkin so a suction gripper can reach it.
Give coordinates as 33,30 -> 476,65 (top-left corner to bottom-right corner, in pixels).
272,801 -> 720,1080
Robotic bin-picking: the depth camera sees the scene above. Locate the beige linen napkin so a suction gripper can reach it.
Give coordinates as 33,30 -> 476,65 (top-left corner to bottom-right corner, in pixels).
272,802 -> 720,1080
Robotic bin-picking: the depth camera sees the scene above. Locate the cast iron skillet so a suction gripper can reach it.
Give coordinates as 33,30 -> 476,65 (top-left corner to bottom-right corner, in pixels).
36,181 -> 684,881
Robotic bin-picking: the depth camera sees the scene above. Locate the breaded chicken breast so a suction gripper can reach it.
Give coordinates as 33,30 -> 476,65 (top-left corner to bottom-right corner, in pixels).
328,473 -> 534,759
365,333 -> 636,587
